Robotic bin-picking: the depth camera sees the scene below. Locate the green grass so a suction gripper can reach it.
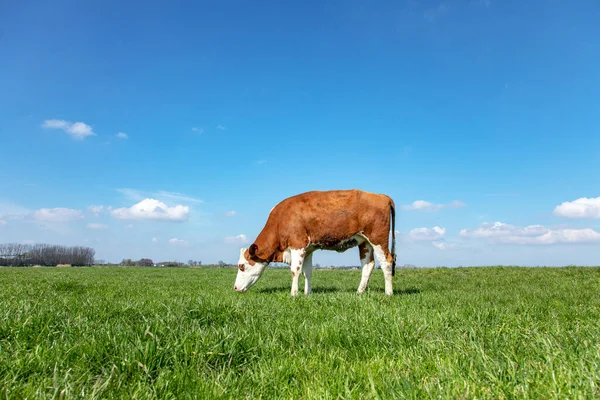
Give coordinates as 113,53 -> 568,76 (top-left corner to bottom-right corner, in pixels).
1,266 -> 599,399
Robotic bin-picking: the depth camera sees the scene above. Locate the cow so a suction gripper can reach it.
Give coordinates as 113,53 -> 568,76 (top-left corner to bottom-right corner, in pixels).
234,189 -> 397,296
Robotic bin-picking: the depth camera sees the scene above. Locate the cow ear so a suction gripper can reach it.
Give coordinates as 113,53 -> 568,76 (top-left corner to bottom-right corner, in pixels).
249,243 -> 258,257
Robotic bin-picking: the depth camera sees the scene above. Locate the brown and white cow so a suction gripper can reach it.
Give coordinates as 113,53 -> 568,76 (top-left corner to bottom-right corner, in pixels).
234,189 -> 397,296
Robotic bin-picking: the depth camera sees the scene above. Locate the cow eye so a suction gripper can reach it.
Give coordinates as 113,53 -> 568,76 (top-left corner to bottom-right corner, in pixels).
238,264 -> 245,272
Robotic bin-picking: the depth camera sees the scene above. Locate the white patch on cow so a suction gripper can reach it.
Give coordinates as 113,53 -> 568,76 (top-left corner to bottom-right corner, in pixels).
372,243 -> 394,295
282,247 -> 292,264
357,243 -> 375,294
234,247 -> 268,292
349,233 -> 394,296
289,248 -> 305,296
289,248 -> 304,262
371,243 -> 385,263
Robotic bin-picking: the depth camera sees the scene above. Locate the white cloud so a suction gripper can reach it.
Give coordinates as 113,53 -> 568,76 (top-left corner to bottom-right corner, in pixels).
460,222 -> 548,238
68,122 -> 94,138
432,241 -> 457,250
216,125 -> 226,131
192,127 -> 203,134
33,208 -> 83,222
116,188 -> 203,204
409,226 -> 446,241
42,119 -> 95,140
169,238 -> 188,246
460,221 -> 600,245
116,132 -> 128,139
0,201 -> 31,220
88,205 -> 105,216
86,223 -> 108,230
0,219 -> 6,226
126,224 -> 134,229
503,229 -> 600,245
154,191 -> 203,204
553,197 -> 600,219
223,211 -> 237,217
152,237 -> 158,243
42,119 -> 69,129
111,198 -> 190,222
401,200 -> 465,212
225,234 -> 249,244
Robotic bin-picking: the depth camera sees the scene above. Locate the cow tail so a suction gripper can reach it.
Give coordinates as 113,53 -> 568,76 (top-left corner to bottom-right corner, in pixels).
390,200 -> 396,277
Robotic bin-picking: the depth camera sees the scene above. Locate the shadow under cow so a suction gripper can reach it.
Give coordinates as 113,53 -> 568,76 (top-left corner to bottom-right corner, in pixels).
257,286 -> 421,296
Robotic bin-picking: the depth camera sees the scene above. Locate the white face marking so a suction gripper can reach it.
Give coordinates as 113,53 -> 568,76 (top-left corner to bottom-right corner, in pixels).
233,247 -> 268,292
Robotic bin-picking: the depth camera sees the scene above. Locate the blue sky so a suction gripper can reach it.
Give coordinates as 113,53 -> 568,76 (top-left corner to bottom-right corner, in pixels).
1,0 -> 599,266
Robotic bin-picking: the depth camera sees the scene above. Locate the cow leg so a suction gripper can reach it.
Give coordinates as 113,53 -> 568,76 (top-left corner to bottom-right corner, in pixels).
289,248 -> 305,296
357,242 -> 375,294
373,244 -> 394,296
302,251 -> 313,295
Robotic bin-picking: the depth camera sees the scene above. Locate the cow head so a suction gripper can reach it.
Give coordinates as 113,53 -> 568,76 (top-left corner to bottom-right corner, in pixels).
234,244 -> 268,292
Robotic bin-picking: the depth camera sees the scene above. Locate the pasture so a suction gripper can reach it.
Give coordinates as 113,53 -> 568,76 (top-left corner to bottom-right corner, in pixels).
1,266 -> 599,399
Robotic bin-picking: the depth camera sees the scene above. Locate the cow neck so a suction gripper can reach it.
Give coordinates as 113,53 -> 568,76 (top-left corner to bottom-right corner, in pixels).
252,222 -> 279,263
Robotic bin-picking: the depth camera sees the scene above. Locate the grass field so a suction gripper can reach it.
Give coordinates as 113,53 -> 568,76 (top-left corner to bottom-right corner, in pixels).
1,266 -> 599,399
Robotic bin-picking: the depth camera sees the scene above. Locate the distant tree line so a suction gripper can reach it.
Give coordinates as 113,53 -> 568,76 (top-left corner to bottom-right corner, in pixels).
117,259 -> 233,268
119,258 -> 154,267
0,243 -> 95,267
117,259 -> 207,267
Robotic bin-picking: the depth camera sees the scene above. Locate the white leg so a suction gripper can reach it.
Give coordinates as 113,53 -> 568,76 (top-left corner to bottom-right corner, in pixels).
289,248 -> 305,296
373,244 -> 394,296
357,244 -> 375,294
382,264 -> 394,296
303,252 -> 313,295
